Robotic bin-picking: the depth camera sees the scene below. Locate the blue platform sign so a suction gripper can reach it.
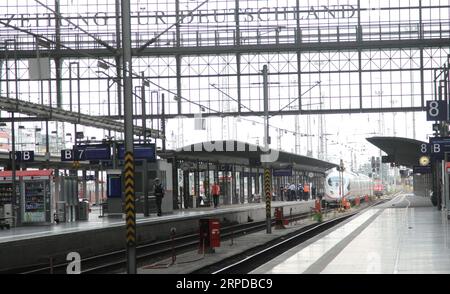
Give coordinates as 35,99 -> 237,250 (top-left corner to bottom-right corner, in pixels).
429,137 -> 450,160
273,167 -> 293,177
107,174 -> 122,198
118,143 -> 156,161
76,144 -> 111,161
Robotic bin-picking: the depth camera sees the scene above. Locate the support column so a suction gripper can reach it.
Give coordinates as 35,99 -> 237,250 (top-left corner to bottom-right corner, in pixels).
214,167 -> 219,184
205,162 -> 210,205
183,169 -> 190,208
82,170 -> 87,200
240,170 -> 245,204
224,168 -> 230,205
172,158 -> 179,210
194,167 -> 200,208
255,169 -> 260,195
143,159 -> 149,216
122,0 -> 136,274
94,170 -> 99,205
247,167 -> 252,203
232,166 -> 237,205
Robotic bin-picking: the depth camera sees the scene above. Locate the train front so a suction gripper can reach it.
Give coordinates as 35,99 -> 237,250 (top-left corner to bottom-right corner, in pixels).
324,170 -> 348,204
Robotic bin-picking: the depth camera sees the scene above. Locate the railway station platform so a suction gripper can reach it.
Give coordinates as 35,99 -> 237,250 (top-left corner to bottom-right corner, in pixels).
252,193 -> 448,274
135,198 -> 379,274
0,199 -> 314,271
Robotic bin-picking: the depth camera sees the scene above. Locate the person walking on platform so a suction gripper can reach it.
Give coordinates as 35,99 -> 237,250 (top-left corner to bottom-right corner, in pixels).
211,182 -> 221,208
153,178 -> 165,216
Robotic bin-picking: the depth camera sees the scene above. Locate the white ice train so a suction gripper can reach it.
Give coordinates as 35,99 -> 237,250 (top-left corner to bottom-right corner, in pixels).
324,169 -> 373,205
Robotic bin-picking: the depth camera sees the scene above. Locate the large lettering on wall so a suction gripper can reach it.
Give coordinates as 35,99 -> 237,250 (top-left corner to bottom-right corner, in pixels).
0,5 -> 356,28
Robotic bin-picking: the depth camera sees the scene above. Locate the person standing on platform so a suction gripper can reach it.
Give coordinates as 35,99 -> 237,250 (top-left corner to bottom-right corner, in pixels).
297,184 -> 304,201
289,183 -> 296,201
211,182 -> 221,208
303,183 -> 310,200
154,178 -> 165,216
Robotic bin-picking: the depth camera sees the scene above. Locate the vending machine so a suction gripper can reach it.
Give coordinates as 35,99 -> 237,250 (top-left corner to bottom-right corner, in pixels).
0,170 -> 53,224
0,174 -> 20,227
22,170 -> 53,223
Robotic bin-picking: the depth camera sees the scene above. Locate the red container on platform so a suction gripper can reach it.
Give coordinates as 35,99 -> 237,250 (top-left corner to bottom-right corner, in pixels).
199,218 -> 220,252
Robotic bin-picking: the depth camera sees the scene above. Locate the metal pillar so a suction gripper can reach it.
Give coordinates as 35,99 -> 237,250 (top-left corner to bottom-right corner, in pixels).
82,170 -> 87,200
239,170 -> 244,204
183,169 -> 190,208
121,0 -> 136,275
172,158 -> 179,210
247,167 -> 252,203
206,162 -> 211,205
194,167 -> 200,207
232,167 -> 237,205
94,170 -> 99,205
141,75 -> 149,216
162,93 -> 166,152
255,170 -> 260,195
263,65 -> 272,234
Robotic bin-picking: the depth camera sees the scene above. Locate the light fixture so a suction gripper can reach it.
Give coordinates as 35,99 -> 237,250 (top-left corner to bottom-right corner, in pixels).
18,125 -> 25,129
97,60 -> 109,70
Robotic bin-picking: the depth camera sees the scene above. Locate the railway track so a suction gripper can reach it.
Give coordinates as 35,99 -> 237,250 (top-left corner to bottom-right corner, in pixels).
7,209 -> 317,274
192,199 -> 388,274
5,198 -> 387,274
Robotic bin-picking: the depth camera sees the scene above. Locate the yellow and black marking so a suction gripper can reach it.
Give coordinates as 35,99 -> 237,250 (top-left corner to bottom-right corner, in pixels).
264,168 -> 272,218
72,161 -> 80,169
124,152 -> 136,246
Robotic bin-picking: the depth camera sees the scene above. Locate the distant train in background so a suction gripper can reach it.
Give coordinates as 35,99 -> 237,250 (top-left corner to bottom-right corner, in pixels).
324,169 -> 373,205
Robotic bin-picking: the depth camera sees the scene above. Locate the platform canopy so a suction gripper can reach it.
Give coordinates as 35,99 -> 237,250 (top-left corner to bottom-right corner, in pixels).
366,136 -> 426,167
161,140 -> 338,174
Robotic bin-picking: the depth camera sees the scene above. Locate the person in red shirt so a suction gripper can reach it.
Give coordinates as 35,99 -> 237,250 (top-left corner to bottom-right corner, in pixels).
211,182 -> 221,208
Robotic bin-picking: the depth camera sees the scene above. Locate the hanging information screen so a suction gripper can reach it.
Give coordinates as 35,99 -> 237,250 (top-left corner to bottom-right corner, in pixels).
118,144 -> 156,161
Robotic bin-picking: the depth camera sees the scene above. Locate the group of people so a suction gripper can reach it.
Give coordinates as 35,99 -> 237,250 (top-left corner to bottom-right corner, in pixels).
278,183 -> 316,201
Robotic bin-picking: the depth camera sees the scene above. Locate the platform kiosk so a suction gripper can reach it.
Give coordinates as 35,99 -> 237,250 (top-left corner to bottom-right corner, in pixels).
0,170 -> 54,225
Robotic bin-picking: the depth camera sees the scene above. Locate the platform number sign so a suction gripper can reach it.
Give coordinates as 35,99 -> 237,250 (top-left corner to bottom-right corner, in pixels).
426,100 -> 447,121
420,143 -> 430,155
9,151 -> 34,162
60,149 -> 85,161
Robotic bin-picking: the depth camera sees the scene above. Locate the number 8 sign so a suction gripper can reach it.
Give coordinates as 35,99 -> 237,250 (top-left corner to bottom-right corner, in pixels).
426,100 -> 447,121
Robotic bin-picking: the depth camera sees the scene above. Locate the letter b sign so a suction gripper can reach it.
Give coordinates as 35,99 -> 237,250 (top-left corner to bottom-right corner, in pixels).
61,149 -> 73,161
